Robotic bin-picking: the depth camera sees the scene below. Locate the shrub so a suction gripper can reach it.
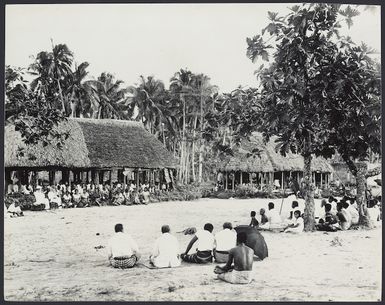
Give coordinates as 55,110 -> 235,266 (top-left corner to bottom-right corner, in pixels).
4,193 -> 35,210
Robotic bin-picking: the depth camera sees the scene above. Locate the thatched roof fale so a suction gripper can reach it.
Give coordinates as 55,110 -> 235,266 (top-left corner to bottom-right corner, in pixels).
5,118 -> 177,169
217,133 -> 334,173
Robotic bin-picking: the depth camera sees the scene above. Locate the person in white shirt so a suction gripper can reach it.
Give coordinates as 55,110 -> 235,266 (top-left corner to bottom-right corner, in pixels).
328,196 -> 338,215
33,186 -> 50,210
214,222 -> 237,263
150,225 -> 180,268
368,199 -> 381,228
48,186 -> 62,208
287,200 -> 303,224
181,223 -> 215,263
107,224 -> 141,269
266,202 -> 283,229
283,210 -> 304,233
346,199 -> 359,225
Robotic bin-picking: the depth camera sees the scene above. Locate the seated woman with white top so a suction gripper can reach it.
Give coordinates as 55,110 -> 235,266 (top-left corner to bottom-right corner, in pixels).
33,186 -> 50,210
283,210 -> 304,233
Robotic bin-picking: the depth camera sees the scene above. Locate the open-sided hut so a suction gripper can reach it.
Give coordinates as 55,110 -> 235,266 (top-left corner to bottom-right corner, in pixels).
217,133 -> 334,191
5,118 -> 177,189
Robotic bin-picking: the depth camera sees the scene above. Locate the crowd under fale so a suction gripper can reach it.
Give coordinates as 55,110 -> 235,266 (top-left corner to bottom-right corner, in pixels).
5,180 -> 172,217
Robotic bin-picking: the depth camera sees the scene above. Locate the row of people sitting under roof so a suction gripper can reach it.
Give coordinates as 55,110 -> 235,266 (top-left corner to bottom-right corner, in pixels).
6,181 -> 171,213
107,222 -> 254,284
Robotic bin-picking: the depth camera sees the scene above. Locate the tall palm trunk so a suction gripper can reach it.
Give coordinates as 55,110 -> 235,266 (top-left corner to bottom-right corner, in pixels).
198,92 -> 204,184
303,154 -> 316,231
57,78 -> 66,114
191,115 -> 198,182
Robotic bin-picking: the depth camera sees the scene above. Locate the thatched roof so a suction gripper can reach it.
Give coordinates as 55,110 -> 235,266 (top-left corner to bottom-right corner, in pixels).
217,133 -> 334,173
5,118 -> 177,169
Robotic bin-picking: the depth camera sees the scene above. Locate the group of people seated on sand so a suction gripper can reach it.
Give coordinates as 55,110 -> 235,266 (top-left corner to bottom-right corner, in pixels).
5,180 -> 173,216
107,222 -> 255,284
316,195 -> 382,231
248,201 -> 305,233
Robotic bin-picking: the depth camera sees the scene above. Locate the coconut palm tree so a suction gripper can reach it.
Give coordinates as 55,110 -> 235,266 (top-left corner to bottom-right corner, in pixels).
29,42 -> 74,114
66,62 -> 92,118
126,76 -> 166,134
84,72 -> 127,119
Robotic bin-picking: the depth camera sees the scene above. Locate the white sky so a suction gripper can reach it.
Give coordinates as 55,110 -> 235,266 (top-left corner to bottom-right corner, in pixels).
5,3 -> 381,93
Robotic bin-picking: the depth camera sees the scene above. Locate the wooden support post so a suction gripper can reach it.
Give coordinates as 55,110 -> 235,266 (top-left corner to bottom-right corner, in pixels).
136,169 -> 140,188
109,170 -> 113,188
225,172 -> 228,190
240,171 -> 243,185
320,173 -> 323,189
232,172 -> 235,191
281,171 -> 284,190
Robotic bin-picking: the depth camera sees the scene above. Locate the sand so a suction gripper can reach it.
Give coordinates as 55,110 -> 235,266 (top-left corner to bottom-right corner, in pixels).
4,197 -> 382,301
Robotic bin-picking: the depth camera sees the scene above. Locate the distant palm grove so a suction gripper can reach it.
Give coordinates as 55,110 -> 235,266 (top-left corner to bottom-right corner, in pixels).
5,42 -> 257,185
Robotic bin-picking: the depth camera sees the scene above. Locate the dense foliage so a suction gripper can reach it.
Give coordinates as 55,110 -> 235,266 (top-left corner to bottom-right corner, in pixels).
245,4 -> 381,230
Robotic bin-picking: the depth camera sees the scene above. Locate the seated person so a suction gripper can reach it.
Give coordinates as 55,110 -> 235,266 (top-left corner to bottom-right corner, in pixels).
316,203 -> 340,232
108,223 -> 141,269
214,232 -> 254,284
123,188 -> 131,205
62,191 -> 73,208
150,225 -> 180,268
337,201 -> 352,230
258,208 -> 270,230
20,184 -> 31,195
89,189 -> 102,206
48,186 -> 62,209
328,196 -> 338,215
368,199 -> 381,228
283,210 -> 304,233
346,199 -> 359,225
181,223 -> 215,264
113,191 -> 125,206
72,189 -> 82,208
33,186 -> 50,210
102,186 -> 110,205
132,191 -> 141,205
7,202 -> 24,217
266,202 -> 283,230
249,211 -> 259,228
288,200 -> 303,222
141,188 -> 151,205
214,222 -> 236,263
80,190 -> 90,207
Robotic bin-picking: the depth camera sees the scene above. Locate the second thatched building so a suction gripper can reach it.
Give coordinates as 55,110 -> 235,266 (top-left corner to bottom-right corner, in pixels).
217,133 -> 334,191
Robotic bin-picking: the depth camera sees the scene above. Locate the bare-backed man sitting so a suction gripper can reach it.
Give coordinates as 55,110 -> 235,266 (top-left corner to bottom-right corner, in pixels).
214,231 -> 254,284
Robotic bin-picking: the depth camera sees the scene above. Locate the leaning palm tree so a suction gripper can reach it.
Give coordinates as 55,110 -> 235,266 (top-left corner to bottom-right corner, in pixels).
66,61 -> 92,118
29,42 -> 74,114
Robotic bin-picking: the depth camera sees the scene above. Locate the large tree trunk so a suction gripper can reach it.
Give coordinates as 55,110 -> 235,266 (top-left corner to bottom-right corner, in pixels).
342,156 -> 372,228
303,154 -> 316,232
356,161 -> 371,227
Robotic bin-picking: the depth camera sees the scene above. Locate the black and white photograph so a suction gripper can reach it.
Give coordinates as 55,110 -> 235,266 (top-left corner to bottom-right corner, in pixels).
3,2 -> 382,302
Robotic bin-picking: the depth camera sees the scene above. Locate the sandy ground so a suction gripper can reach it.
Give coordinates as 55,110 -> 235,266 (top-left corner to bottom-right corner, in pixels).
4,197 -> 382,301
